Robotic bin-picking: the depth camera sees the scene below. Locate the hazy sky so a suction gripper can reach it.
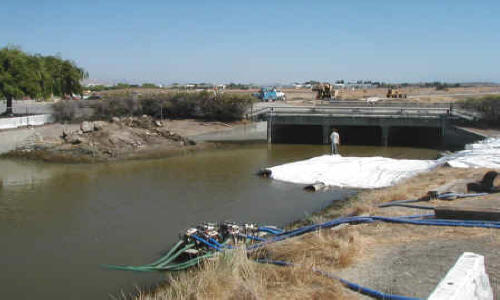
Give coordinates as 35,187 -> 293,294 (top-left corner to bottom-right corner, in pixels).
1,0 -> 499,84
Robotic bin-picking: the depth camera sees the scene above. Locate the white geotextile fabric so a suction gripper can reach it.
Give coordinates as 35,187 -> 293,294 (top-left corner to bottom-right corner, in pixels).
439,138 -> 500,169
267,138 -> 500,189
268,155 -> 437,189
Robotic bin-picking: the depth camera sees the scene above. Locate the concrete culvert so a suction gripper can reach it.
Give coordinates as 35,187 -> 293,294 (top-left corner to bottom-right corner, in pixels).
304,182 -> 327,192
256,169 -> 272,177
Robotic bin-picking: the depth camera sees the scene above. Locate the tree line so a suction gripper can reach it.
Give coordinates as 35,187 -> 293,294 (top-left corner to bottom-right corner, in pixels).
0,46 -> 87,115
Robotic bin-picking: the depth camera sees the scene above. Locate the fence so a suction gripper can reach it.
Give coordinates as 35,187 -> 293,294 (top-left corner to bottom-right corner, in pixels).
0,114 -> 54,130
0,100 -> 54,115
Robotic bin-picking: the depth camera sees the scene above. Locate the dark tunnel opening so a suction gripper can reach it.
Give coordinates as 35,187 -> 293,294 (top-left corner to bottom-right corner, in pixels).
272,125 -> 323,144
335,126 -> 382,145
270,124 -> 444,148
389,126 -> 442,147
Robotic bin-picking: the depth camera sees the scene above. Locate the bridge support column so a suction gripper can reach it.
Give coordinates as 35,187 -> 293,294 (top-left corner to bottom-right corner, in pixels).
322,125 -> 330,145
381,126 -> 390,147
267,119 -> 272,143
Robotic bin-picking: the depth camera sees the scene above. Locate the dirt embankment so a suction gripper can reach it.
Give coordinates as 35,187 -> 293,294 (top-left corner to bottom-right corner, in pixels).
4,117 -> 234,162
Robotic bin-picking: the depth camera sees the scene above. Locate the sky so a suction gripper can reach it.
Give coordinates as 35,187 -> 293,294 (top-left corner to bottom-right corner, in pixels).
1,0 -> 499,84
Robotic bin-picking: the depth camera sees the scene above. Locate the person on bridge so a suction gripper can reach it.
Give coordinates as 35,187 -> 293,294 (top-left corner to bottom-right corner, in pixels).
330,129 -> 340,155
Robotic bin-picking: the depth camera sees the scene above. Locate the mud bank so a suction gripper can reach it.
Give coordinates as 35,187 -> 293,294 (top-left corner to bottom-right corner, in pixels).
2,116 -> 220,163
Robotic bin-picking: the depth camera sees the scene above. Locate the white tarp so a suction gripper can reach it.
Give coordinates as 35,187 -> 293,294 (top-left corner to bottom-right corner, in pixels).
268,155 -> 437,189
267,138 -> 500,189
439,138 -> 500,169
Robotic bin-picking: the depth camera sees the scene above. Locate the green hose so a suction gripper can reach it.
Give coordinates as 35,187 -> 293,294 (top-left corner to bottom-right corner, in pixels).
105,237 -> 228,272
158,253 -> 215,271
145,240 -> 185,267
102,242 -> 196,272
153,242 -> 195,268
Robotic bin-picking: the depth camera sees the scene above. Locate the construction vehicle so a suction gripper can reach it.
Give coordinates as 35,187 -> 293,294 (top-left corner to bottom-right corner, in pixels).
254,87 -> 286,102
386,87 -> 407,98
312,83 -> 336,100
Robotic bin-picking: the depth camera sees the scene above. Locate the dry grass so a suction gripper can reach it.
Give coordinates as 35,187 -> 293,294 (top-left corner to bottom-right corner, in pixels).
263,227 -> 359,269
139,248 -> 348,300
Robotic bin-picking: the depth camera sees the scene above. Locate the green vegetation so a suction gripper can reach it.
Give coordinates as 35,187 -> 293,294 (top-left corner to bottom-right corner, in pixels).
141,83 -> 159,89
0,46 -> 87,115
53,91 -> 255,122
459,95 -> 500,126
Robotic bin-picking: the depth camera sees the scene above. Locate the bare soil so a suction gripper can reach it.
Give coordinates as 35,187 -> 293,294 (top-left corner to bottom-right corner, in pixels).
97,85 -> 500,104
2,118 -> 237,162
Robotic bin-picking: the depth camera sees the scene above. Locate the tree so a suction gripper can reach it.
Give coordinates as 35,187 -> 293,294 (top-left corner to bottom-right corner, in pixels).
141,83 -> 158,88
42,55 -> 88,98
0,47 -> 42,115
0,47 -> 87,115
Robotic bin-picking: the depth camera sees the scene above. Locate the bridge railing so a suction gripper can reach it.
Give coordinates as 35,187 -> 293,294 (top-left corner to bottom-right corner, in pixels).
251,106 -> 452,118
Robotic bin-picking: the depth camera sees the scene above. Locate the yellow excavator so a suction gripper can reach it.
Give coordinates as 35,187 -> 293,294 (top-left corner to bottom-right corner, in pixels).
313,83 -> 336,100
386,87 -> 407,98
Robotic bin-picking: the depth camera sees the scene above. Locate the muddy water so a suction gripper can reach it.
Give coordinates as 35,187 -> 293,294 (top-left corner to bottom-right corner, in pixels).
0,142 -> 440,299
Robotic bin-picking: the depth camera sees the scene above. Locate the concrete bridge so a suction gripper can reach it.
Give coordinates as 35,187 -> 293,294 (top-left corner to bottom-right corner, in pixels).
250,103 -> 482,147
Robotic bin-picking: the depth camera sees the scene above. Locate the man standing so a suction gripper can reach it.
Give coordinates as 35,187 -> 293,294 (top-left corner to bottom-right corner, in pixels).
330,129 -> 340,155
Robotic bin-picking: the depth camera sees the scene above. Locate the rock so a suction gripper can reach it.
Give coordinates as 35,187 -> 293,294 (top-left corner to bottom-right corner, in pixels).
80,121 -> 94,133
93,121 -> 107,131
154,120 -> 163,127
111,117 -> 120,123
68,135 -> 84,145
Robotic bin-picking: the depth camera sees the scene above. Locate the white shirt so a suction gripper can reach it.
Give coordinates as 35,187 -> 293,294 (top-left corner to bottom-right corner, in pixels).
330,131 -> 340,144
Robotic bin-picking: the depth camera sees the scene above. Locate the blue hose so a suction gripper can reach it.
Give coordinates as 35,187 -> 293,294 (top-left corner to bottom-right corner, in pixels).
239,234 -> 266,241
162,215 -> 500,298
191,234 -> 223,251
437,192 -> 489,200
257,259 -> 420,300
248,214 -> 500,251
208,237 -> 234,249
258,226 -> 284,235
379,203 -> 435,210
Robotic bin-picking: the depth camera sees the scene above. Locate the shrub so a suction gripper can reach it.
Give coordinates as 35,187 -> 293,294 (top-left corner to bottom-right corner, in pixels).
200,94 -> 253,121
140,97 -> 166,118
164,92 -> 203,118
93,97 -> 140,119
459,95 -> 500,126
52,92 -> 254,122
52,100 -> 79,122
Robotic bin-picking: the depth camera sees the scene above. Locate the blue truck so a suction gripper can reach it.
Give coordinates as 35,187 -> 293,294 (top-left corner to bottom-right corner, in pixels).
254,87 -> 286,102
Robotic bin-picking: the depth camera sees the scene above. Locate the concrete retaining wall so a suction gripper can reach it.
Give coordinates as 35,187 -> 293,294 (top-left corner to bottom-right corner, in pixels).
0,114 -> 54,130
428,252 -> 493,300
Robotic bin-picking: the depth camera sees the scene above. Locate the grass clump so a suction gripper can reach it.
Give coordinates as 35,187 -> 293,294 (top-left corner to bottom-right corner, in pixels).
52,92 -> 255,123
138,248 -> 346,300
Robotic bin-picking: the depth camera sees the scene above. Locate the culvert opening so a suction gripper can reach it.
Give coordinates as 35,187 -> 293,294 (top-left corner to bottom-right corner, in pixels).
336,126 -> 382,145
389,126 -> 442,147
271,125 -> 323,144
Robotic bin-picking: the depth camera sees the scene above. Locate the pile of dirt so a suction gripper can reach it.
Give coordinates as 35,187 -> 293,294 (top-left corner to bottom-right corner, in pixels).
9,115 -> 200,162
